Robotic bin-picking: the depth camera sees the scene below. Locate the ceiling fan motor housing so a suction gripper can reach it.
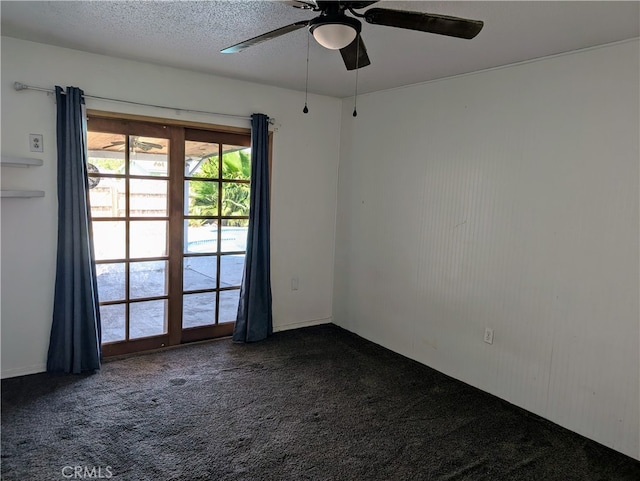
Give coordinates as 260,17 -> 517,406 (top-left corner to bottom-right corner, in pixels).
315,1 -> 378,10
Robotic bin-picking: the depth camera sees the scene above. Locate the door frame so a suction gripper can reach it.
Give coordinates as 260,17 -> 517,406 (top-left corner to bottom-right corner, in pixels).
87,110 -> 270,358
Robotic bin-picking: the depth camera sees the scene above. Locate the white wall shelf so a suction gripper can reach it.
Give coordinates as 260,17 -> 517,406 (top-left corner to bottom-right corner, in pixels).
1,156 -> 44,168
1,190 -> 45,198
1,155 -> 45,197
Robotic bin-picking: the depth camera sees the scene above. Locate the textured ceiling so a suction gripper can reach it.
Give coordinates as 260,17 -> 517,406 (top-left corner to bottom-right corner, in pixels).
1,1 -> 638,98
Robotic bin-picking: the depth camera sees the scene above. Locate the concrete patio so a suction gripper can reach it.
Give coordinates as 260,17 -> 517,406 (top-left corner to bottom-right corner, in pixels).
97,226 -> 247,343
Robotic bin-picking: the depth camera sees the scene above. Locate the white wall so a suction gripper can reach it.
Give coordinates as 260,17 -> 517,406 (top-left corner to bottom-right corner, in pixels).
2,35 -> 638,462
334,40 -> 639,460
0,37 -> 341,378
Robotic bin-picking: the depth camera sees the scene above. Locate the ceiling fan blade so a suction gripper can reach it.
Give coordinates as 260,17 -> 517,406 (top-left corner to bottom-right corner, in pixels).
221,21 -> 309,53
340,35 -> 371,71
102,141 -> 125,149
364,8 -> 483,39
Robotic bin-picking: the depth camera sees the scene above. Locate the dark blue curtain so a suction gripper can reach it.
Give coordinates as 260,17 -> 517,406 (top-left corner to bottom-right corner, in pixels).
233,113 -> 273,342
47,86 -> 101,373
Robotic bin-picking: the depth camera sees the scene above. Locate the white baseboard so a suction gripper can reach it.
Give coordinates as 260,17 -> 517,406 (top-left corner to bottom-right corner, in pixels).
1,363 -> 46,379
1,320 -> 333,378
273,317 -> 332,332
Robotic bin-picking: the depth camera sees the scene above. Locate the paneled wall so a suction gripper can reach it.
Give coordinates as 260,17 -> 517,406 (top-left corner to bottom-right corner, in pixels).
334,40 -> 639,459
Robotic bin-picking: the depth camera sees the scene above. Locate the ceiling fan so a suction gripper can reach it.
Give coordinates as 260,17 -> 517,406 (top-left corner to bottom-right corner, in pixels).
221,1 -> 484,70
102,137 -> 164,152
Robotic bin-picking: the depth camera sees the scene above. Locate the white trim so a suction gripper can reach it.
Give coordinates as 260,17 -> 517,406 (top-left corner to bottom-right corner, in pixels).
273,317 -> 332,332
352,37 -> 640,99
1,363 -> 47,379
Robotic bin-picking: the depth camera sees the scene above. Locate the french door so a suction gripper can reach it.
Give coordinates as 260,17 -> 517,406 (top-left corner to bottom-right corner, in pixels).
86,115 -> 251,356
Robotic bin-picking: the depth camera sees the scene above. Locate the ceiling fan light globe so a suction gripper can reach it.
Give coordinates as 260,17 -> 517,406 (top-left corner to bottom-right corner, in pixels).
312,24 -> 357,50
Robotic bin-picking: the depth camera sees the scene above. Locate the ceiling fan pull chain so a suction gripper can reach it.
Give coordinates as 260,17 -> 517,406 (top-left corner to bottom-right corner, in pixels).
303,31 -> 310,114
353,33 -> 360,118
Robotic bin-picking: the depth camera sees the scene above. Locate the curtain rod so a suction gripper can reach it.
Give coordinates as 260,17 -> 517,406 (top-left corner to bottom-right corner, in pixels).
13,82 -> 275,125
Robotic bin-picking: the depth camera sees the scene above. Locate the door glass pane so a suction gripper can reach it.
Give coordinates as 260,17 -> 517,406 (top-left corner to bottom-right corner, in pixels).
130,261 -> 168,299
130,300 -> 167,338
220,220 -> 248,253
89,178 -> 125,218
222,182 -> 250,217
222,146 -> 250,180
183,292 -> 216,328
101,304 -> 126,343
130,220 -> 168,258
90,120 -> 253,351
87,133 -> 126,174
185,180 -> 219,217
220,255 -> 244,288
184,221 -> 218,254
129,136 -> 168,176
93,221 -> 126,260
130,179 -> 168,217
96,263 -> 125,302
219,290 -> 240,324
185,141 -> 219,178
183,256 -> 217,291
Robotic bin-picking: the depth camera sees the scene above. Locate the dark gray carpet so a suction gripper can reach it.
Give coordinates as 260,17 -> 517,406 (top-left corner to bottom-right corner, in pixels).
2,324 -> 639,481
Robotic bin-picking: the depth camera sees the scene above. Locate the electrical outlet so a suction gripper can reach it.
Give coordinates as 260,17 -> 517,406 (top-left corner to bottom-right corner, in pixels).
484,328 -> 494,345
291,277 -> 299,291
29,134 -> 43,152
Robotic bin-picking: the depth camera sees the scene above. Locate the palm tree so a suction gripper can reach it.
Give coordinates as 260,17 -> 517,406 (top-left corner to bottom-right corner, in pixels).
188,150 -> 251,226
